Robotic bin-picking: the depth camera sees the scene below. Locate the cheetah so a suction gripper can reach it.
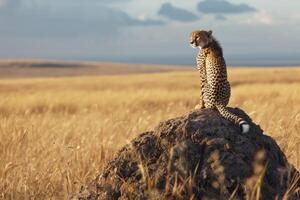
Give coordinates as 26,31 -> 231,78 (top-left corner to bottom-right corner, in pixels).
189,29 -> 250,134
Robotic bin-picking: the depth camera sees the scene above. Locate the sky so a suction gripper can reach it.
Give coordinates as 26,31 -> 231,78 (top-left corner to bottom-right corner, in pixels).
0,0 -> 300,66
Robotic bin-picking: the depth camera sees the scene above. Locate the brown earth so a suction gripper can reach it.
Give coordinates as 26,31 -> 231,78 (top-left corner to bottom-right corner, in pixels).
73,108 -> 299,200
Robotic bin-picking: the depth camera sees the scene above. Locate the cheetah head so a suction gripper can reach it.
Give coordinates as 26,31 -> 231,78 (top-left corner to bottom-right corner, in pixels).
190,30 -> 213,49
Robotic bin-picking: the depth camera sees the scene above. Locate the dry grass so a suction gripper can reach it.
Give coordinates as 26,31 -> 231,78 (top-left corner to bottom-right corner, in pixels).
0,60 -> 186,79
0,67 -> 300,199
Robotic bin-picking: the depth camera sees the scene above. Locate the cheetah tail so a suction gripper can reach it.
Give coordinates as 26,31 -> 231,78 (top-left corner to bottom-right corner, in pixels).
215,104 -> 250,134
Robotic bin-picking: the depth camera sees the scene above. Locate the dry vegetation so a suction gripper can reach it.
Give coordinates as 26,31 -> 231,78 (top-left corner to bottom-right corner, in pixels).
0,66 -> 300,199
0,60 -> 185,78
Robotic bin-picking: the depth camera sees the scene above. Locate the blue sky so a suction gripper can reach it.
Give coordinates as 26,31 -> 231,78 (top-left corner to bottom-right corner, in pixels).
0,0 -> 300,65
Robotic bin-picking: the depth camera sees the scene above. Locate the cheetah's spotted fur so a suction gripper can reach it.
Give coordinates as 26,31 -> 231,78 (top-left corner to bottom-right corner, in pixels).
190,30 -> 250,134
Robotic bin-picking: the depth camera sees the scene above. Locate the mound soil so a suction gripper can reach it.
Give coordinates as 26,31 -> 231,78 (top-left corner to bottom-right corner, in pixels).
74,108 -> 299,200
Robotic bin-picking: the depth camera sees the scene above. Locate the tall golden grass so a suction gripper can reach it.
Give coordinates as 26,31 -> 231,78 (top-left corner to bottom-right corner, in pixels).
0,68 -> 300,199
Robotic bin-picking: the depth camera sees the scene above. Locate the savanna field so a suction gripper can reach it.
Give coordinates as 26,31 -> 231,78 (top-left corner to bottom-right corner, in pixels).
0,64 -> 300,199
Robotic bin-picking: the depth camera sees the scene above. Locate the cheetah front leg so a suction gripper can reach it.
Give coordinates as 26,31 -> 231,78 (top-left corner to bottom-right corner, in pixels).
195,51 -> 207,110
195,101 -> 205,109
195,90 -> 205,109
195,82 -> 208,109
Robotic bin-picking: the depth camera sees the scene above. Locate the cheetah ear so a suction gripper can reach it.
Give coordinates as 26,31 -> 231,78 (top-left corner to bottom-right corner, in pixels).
208,30 -> 213,36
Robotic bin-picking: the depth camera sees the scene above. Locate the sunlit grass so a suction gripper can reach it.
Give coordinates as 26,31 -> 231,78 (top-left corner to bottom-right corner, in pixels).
0,68 -> 300,199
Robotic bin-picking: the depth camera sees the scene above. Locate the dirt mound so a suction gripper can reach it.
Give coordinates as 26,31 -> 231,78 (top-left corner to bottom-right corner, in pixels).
74,108 -> 299,200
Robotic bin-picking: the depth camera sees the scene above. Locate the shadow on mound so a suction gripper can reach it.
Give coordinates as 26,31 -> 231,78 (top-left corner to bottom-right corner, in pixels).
73,108 -> 300,200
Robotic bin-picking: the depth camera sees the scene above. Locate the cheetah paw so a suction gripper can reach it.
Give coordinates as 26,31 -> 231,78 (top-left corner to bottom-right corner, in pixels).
194,104 -> 204,110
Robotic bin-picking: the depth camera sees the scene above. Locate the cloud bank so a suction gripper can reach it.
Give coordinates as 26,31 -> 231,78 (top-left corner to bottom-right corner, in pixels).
158,2 -> 198,22
197,0 -> 256,14
0,0 -> 163,38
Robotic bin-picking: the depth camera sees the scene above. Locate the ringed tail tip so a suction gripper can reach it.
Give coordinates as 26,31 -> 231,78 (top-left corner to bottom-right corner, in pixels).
239,120 -> 250,134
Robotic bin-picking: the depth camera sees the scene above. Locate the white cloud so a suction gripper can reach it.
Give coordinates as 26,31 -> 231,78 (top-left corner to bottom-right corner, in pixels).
243,11 -> 274,25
